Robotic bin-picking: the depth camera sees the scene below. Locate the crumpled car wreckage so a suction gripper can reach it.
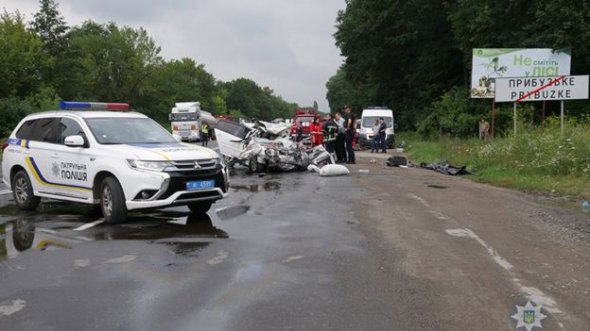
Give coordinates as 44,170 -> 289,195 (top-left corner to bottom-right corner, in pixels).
214,120 -> 333,173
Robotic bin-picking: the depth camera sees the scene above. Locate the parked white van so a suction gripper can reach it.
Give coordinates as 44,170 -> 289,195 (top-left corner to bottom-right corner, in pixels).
358,107 -> 395,148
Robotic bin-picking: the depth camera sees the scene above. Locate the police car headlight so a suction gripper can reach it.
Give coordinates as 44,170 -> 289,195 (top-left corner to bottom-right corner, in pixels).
127,160 -> 172,172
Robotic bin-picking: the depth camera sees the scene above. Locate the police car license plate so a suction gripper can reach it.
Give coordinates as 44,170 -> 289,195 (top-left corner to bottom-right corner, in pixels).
186,180 -> 215,191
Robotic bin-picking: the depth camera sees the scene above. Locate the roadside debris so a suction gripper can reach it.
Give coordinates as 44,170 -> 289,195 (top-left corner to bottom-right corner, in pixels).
386,156 -> 408,167
420,160 -> 470,176
215,119 -> 334,173
319,164 -> 350,177
358,169 -> 370,174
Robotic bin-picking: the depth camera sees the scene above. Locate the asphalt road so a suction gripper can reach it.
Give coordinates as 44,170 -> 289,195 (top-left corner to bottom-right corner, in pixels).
1,150 -> 589,330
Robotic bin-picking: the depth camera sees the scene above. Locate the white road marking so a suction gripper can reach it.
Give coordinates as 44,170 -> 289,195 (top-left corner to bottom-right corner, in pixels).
431,211 -> 450,220
73,220 -> 104,232
408,193 -> 431,208
445,228 -> 513,270
74,259 -> 91,268
105,254 -> 136,264
447,228 -> 564,316
282,255 -> 305,263
513,278 -> 562,314
0,189 -> 11,196
0,299 -> 26,317
207,250 -> 228,265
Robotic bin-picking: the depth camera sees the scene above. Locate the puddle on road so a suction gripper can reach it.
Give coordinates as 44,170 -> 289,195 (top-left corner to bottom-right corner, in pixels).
427,184 -> 448,189
0,202 -> 99,216
0,209 -> 228,262
230,181 -> 281,193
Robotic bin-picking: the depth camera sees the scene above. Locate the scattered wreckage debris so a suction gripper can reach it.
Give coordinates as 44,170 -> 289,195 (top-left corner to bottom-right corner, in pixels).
419,160 -> 470,176
319,164 -> 351,177
214,119 -> 335,174
386,156 -> 408,167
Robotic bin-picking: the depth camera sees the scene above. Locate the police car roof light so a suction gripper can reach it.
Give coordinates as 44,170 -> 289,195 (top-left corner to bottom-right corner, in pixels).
59,101 -> 130,111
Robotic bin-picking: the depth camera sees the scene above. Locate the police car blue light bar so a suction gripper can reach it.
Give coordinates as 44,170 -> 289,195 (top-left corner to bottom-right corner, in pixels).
59,101 -> 130,111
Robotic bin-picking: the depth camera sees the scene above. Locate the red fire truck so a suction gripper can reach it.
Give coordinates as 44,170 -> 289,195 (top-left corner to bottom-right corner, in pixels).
290,108 -> 323,141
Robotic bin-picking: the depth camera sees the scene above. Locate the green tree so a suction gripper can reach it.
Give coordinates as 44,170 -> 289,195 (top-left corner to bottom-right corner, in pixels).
65,21 -> 162,102
31,0 -> 69,95
137,58 -> 217,124
0,11 -> 44,98
31,0 -> 68,55
333,0 -> 463,129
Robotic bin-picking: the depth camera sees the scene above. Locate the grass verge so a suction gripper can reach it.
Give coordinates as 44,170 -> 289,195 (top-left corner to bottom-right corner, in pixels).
398,118 -> 590,198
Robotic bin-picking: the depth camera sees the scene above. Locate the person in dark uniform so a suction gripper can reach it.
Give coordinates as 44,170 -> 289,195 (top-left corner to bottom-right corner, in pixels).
378,117 -> 387,153
334,112 -> 346,163
295,120 -> 303,143
344,105 -> 356,164
322,113 -> 338,155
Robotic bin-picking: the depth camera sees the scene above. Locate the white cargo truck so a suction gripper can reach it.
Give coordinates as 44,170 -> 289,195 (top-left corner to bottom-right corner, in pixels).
170,102 -> 202,142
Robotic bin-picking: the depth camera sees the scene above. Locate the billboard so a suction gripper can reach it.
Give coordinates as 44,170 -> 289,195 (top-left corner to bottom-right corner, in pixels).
471,48 -> 571,98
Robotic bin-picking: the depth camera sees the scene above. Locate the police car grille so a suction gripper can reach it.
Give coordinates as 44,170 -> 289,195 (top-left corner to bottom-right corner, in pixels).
171,159 -> 217,170
159,172 -> 226,200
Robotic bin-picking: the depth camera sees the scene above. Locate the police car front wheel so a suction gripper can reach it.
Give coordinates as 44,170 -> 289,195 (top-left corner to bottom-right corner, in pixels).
100,177 -> 127,224
12,170 -> 40,211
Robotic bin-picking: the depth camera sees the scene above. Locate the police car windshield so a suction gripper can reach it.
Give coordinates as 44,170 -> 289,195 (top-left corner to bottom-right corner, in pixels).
85,117 -> 177,144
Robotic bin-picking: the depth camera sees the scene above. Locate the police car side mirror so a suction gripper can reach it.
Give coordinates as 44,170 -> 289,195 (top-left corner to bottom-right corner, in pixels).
64,135 -> 85,147
172,134 -> 182,142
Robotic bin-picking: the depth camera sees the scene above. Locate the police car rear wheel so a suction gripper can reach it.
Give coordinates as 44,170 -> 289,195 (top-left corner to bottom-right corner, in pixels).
188,202 -> 212,215
12,170 -> 40,211
100,177 -> 127,224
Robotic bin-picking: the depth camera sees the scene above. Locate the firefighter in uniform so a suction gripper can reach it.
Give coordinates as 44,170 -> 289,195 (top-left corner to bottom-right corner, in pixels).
322,114 -> 338,155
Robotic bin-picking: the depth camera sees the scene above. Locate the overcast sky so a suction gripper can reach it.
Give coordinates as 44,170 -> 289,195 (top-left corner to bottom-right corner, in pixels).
3,0 -> 345,111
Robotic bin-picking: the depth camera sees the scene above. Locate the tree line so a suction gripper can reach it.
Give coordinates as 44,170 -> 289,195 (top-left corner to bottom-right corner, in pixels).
327,0 -> 590,136
0,0 -> 298,136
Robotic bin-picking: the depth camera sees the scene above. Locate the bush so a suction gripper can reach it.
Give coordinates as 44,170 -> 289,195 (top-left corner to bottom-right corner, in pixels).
0,87 -> 59,138
0,97 -> 37,137
418,86 -> 515,138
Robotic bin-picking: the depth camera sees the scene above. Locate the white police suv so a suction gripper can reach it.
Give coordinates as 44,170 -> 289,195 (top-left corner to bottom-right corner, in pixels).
1,101 -> 229,223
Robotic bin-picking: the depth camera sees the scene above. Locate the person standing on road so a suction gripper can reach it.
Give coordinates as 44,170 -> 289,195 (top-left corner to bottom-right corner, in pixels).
310,118 -> 323,147
201,123 -> 209,147
344,105 -> 356,164
295,120 -> 303,143
378,117 -> 387,153
322,114 -> 338,155
371,119 -> 381,153
334,112 -> 347,163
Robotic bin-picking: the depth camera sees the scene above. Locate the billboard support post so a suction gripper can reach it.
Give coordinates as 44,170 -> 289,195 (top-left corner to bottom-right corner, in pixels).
513,102 -> 517,137
541,101 -> 546,125
491,99 -> 496,138
561,100 -> 565,134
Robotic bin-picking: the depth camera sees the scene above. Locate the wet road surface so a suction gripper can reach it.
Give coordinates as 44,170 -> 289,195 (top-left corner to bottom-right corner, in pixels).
1,151 -> 590,330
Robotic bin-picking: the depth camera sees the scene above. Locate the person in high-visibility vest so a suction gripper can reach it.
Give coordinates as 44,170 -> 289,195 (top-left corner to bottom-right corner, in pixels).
322,114 -> 338,154
201,123 -> 209,147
